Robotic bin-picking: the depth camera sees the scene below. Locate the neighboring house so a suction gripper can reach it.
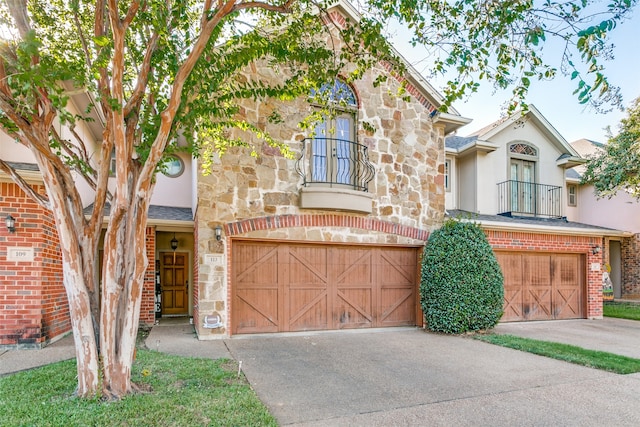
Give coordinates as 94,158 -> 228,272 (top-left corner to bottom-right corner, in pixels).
0,90 -> 195,348
567,138 -> 640,299
0,1 -> 470,347
445,105 -> 627,322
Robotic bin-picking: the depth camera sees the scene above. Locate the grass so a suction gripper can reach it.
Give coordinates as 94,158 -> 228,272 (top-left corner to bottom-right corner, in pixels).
0,350 -> 276,427
475,334 -> 640,374
603,301 -> 640,321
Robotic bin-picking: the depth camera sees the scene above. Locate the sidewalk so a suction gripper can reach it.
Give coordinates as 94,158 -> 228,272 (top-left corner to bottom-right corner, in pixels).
0,323 -> 231,377
0,333 -> 75,376
2,317 -> 639,377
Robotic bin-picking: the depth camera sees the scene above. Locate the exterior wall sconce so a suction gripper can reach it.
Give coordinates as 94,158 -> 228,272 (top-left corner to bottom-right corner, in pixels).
215,225 -> 222,241
592,245 -> 601,255
170,233 -> 179,251
5,215 -> 15,233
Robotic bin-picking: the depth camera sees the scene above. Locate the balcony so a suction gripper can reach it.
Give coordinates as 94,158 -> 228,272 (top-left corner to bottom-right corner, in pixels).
497,180 -> 563,219
295,138 -> 375,213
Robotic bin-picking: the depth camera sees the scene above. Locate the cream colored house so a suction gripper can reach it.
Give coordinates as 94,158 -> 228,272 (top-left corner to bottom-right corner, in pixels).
445,106 -> 626,322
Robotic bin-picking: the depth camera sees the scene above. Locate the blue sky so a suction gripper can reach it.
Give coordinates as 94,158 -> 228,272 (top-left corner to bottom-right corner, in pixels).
392,8 -> 640,144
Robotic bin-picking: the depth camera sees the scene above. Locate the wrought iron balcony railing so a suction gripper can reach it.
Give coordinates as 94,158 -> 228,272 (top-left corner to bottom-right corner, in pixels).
295,138 -> 375,192
497,180 -> 563,219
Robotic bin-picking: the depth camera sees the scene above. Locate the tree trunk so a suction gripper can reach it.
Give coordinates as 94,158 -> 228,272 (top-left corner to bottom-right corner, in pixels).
64,268 -> 100,397
100,211 -> 147,399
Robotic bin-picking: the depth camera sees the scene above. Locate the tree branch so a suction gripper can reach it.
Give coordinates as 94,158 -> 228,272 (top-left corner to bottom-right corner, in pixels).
123,31 -> 159,117
0,159 -> 50,209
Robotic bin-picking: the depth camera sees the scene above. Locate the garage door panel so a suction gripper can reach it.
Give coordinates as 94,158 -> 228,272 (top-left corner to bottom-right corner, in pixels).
289,289 -> 328,331
235,244 -> 279,284
554,288 -> 582,319
288,246 -> 328,285
235,289 -> 279,333
525,254 -> 551,287
336,288 -> 373,328
525,289 -> 552,321
378,249 -> 416,284
334,248 -> 372,286
378,287 -> 414,326
503,289 -> 523,322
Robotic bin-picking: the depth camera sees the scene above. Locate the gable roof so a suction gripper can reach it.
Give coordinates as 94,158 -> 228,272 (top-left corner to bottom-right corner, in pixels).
445,105 -> 585,167
570,138 -> 605,157
330,1 -> 471,134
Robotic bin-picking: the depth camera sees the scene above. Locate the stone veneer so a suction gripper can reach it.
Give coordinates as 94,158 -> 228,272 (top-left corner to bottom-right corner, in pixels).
195,52 -> 446,338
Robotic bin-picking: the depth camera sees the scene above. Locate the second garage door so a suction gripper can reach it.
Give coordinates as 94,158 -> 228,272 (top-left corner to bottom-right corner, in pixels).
232,241 -> 420,334
496,252 -> 585,322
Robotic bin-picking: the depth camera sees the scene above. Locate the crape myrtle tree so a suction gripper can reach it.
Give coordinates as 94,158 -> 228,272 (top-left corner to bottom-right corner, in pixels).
581,97 -> 640,196
0,0 -> 635,400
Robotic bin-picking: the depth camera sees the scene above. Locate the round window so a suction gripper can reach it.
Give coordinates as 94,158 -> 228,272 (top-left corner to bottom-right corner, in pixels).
163,155 -> 185,178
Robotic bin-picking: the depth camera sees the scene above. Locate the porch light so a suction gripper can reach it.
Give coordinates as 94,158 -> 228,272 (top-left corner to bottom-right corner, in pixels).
5,214 -> 15,233
215,225 -> 222,241
592,245 -> 601,255
170,233 -> 179,251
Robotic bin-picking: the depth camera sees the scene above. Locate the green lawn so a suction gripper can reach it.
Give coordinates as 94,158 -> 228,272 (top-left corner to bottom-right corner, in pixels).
0,350 -> 276,427
603,301 -> 640,321
475,334 -> 640,374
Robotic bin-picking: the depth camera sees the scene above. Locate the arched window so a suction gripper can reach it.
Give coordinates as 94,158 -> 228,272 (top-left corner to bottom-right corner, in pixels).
509,143 -> 537,157
310,79 -> 358,186
508,142 -> 538,214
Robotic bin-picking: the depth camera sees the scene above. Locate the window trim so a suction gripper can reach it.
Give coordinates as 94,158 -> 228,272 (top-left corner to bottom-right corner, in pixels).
567,184 -> 577,207
162,154 -> 185,178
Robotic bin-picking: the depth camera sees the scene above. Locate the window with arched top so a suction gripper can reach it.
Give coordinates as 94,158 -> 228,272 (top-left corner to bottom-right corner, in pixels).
296,79 -> 375,213
308,79 -> 362,187
509,143 -> 537,157
508,142 -> 538,214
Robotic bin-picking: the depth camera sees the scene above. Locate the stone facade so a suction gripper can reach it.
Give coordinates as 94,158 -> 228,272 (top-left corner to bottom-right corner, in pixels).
195,57 -> 446,338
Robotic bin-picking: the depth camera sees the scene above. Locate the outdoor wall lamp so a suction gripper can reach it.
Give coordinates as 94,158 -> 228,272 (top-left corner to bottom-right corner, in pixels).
592,245 -> 601,255
215,225 -> 222,241
5,214 -> 15,233
170,233 -> 179,251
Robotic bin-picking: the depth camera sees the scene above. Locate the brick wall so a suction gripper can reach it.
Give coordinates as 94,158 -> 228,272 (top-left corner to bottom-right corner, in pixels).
621,234 -> 640,296
140,226 -> 156,326
485,229 -> 604,319
0,182 -> 70,348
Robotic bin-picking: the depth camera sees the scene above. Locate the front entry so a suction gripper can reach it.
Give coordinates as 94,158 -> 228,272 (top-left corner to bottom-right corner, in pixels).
161,251 -> 189,315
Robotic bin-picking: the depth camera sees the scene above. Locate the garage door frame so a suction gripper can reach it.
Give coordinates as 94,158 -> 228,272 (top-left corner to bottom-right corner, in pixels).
496,250 -> 586,322
230,238 -> 424,335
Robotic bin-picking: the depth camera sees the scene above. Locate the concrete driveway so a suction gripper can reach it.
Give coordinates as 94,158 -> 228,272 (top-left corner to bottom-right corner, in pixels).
225,326 -> 640,426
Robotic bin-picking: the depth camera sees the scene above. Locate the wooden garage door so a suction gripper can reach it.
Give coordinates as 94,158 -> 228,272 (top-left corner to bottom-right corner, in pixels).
496,252 -> 585,322
232,241 -> 420,334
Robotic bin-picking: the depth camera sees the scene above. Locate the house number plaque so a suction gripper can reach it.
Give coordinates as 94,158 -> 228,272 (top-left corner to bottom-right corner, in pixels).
7,247 -> 34,262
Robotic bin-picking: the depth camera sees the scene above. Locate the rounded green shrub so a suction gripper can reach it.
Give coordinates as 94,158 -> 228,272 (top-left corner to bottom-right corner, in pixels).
420,219 -> 504,334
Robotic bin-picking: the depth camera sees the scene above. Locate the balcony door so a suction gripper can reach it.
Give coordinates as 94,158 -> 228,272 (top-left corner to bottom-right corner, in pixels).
312,113 -> 355,186
510,159 -> 536,214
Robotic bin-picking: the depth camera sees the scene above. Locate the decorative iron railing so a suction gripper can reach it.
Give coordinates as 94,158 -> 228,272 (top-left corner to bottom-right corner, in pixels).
295,138 -> 375,192
497,180 -> 563,219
